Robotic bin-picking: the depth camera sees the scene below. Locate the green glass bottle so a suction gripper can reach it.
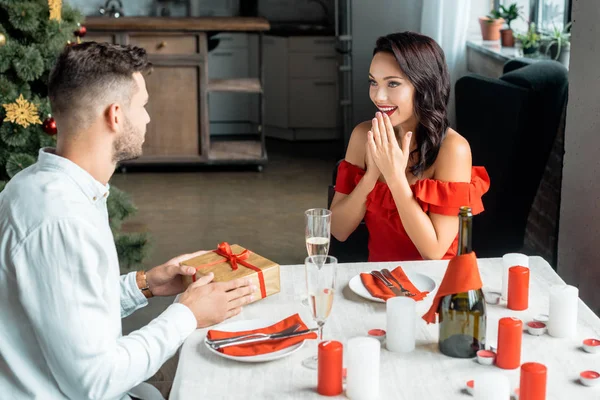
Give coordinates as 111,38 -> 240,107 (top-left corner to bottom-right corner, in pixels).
438,206 -> 487,358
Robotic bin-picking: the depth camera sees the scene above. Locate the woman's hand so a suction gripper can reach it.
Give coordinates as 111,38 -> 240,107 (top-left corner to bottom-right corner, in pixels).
364,135 -> 381,184
367,112 -> 412,183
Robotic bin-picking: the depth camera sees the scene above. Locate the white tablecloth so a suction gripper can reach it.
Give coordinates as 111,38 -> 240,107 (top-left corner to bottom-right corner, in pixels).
170,257 -> 600,399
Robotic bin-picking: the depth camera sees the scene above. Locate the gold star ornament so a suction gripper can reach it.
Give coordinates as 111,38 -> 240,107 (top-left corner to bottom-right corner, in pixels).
3,94 -> 42,128
48,0 -> 62,22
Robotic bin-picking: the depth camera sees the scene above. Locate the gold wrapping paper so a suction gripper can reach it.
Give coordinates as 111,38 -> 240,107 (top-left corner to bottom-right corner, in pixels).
180,244 -> 280,303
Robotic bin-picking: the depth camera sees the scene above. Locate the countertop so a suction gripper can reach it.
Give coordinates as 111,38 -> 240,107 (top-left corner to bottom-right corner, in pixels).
84,16 -> 270,32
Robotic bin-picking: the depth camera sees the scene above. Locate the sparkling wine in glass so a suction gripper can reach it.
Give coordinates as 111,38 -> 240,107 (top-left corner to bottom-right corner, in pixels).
305,208 -> 331,257
302,208 -> 332,307
302,255 -> 337,370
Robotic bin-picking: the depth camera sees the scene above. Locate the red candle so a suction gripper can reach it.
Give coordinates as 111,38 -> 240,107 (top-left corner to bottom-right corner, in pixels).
496,317 -> 522,369
318,340 -> 343,396
508,266 -> 530,311
520,362 -> 547,400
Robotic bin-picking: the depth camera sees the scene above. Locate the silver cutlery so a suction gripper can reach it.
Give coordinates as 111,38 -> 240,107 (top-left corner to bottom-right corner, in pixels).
205,323 -> 301,346
370,270 -> 403,297
370,270 -> 414,297
381,268 -> 415,297
208,326 -> 318,350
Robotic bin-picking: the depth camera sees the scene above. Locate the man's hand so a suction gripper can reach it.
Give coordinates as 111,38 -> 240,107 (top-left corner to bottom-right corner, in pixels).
178,273 -> 256,328
144,250 -> 209,297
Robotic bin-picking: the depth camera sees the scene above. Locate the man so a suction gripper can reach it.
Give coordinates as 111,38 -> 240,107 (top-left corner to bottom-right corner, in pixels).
0,42 -> 256,399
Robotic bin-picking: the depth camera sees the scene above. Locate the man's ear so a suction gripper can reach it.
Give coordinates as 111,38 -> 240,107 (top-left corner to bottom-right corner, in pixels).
105,103 -> 122,133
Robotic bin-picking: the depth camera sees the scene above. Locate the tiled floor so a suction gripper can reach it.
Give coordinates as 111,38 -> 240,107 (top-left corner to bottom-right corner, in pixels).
111,138 -> 343,398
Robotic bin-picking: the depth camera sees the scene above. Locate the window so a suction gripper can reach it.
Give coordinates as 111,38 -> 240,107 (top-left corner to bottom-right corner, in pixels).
538,0 -> 567,31
495,0 -> 571,33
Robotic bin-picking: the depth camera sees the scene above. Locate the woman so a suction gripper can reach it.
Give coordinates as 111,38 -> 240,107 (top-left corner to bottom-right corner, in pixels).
330,32 -> 490,262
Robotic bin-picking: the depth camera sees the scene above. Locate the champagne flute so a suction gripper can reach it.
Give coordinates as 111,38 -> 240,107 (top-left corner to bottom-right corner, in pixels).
302,208 -> 332,306
302,255 -> 337,370
305,208 -> 331,257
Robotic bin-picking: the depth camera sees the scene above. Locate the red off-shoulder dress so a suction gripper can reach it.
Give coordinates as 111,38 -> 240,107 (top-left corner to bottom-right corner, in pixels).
334,160 -> 491,261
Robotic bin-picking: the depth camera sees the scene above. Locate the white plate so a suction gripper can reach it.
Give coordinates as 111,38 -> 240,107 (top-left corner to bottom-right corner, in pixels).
204,318 -> 306,363
348,271 -> 437,303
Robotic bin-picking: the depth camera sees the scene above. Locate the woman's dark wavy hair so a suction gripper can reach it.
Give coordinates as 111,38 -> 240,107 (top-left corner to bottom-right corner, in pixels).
373,32 -> 450,177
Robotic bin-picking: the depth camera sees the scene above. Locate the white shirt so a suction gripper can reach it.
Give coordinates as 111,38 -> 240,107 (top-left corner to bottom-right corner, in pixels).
0,148 -> 197,400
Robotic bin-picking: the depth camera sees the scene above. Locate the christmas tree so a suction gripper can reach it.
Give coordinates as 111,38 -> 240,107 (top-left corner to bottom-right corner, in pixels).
0,0 -> 149,269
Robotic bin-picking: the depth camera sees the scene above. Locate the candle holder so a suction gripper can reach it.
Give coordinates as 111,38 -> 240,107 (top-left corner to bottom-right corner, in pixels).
582,338 -> 600,353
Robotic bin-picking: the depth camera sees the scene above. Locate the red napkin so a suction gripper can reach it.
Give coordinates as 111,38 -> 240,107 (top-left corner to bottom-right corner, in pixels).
422,252 -> 483,324
206,313 -> 317,356
360,266 -> 428,301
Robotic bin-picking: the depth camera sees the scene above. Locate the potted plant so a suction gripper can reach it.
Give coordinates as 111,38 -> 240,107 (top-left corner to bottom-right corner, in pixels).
490,3 -> 522,47
544,22 -> 572,68
517,23 -> 541,56
479,9 -> 504,41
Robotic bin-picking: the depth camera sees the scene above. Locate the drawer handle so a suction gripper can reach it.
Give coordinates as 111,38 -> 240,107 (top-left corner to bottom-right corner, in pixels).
157,41 -> 167,49
314,55 -> 337,60
212,52 -> 233,57
313,81 -> 336,87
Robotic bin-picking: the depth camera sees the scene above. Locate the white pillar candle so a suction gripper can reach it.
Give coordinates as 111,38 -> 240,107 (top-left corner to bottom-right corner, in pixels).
386,296 -> 415,353
502,253 -> 529,300
346,337 -> 380,400
474,372 -> 511,400
548,284 -> 579,338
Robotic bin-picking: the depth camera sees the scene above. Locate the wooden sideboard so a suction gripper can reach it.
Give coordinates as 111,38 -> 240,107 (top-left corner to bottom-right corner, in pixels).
84,17 -> 270,170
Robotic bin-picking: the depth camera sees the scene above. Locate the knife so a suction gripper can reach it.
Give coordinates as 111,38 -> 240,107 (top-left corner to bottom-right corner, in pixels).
205,323 -> 301,346
207,327 -> 318,350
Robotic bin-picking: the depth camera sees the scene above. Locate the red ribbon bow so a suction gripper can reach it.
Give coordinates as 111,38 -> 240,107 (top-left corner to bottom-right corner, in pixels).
191,242 -> 267,299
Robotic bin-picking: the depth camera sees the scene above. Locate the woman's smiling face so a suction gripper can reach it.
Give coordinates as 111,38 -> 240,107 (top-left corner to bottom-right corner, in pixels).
368,51 -> 416,127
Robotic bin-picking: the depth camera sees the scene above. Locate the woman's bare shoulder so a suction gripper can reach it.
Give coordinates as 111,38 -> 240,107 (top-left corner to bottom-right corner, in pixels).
433,128 -> 472,181
344,121 -> 372,168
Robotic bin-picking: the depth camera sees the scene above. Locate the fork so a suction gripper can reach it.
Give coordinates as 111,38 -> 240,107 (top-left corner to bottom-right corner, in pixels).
381,268 -> 415,297
205,323 -> 301,346
370,271 -> 405,297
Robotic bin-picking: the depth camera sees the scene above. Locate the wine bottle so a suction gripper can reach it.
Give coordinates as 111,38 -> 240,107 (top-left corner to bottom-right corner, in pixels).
438,206 -> 487,358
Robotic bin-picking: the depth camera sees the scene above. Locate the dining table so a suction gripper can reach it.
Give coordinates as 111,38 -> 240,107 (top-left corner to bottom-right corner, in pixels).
170,256 -> 600,399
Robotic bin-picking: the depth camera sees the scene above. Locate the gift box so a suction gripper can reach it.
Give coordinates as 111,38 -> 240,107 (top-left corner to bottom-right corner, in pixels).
180,242 -> 280,304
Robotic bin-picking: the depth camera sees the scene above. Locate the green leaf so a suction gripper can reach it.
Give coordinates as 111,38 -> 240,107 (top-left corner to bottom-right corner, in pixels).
115,232 -> 150,270
0,121 -> 29,147
0,180 -> 6,193
38,128 -> 56,148
61,4 -> 84,25
32,95 -> 51,117
12,44 -> 44,81
6,152 -> 36,178
106,185 -> 137,231
0,41 -> 17,73
0,75 -> 19,102
8,2 -> 42,34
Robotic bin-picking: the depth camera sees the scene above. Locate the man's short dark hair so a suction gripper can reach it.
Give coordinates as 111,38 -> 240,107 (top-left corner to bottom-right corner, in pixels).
48,42 -> 152,131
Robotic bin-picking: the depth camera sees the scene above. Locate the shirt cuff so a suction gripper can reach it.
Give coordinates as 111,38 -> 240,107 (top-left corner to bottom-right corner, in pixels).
160,303 -> 197,341
123,271 -> 148,311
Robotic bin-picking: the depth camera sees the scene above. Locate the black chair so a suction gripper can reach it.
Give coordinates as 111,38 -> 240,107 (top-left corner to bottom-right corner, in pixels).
455,59 -> 568,257
327,160 -> 369,262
